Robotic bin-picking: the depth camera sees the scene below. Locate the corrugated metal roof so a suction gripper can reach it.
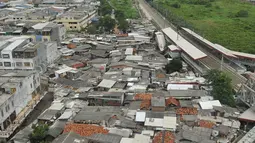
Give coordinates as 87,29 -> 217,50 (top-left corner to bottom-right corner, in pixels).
32,22 -> 49,30
135,111 -> 146,122
97,79 -> 116,88
162,27 -> 207,60
199,100 -> 222,110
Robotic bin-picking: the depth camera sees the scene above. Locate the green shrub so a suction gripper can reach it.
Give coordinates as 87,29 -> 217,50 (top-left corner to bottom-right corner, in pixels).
236,10 -> 248,17
171,3 -> 181,8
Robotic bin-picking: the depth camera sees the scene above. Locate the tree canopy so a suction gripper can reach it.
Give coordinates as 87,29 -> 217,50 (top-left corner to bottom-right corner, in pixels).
206,69 -> 236,107
99,15 -> 116,32
29,123 -> 49,143
98,0 -> 112,16
86,25 -> 97,34
165,58 -> 183,74
118,20 -> 129,33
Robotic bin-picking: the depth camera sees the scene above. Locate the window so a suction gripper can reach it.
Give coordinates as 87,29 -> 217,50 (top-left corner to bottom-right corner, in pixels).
0,62 -> 2,66
11,101 -> 14,107
24,62 -> 30,67
16,62 -> 22,67
58,22 -> 62,24
13,18 -> 15,20
1,110 -> 3,117
70,26 -> 72,29
5,105 -> 9,112
2,54 -> 10,58
30,83 -> 32,88
74,26 -> 77,29
69,22 -> 77,24
4,62 -> 11,67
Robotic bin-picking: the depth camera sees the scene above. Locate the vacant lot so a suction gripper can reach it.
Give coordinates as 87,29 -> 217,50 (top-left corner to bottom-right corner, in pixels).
153,0 -> 255,53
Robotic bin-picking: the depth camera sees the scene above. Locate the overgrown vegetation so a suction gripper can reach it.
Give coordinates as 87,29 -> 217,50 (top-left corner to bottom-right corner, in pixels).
29,123 -> 49,143
150,0 -> 255,53
165,58 -> 183,74
94,0 -> 135,33
206,69 -> 236,107
110,0 -> 139,19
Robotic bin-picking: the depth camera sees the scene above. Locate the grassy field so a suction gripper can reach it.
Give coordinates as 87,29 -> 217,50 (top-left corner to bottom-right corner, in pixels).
154,0 -> 255,53
110,0 -> 139,19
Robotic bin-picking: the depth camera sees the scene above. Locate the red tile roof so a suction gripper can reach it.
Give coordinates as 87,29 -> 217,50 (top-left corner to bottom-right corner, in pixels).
64,124 -> 109,136
134,93 -> 152,100
166,97 -> 180,106
176,108 -> 198,115
153,131 -> 175,143
140,100 -> 151,110
199,120 -> 215,128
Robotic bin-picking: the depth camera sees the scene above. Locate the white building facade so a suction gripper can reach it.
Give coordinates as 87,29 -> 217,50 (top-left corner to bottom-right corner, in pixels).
0,37 -> 60,72
0,71 -> 40,133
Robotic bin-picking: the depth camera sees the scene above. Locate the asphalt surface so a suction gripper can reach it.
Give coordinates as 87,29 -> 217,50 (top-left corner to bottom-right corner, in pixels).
138,0 -> 247,90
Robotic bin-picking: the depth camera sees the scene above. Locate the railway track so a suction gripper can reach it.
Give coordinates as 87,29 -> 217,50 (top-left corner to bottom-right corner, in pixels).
138,0 -> 247,90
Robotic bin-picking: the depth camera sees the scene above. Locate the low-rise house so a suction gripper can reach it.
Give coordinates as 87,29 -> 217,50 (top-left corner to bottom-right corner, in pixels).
38,102 -> 65,123
53,131 -> 89,143
86,92 -> 124,106
27,22 -> 66,43
87,58 -> 109,72
97,79 -> 116,91
86,133 -> 122,143
166,45 -> 181,58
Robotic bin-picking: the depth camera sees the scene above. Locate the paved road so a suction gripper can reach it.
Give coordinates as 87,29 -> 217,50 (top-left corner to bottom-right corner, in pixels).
138,0 -> 247,90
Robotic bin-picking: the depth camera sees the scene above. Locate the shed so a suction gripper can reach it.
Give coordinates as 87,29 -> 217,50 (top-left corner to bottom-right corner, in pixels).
97,79 -> 116,89
125,48 -> 133,55
135,111 -> 146,122
125,55 -> 143,61
133,134 -> 150,143
163,116 -> 176,131
199,100 -> 222,110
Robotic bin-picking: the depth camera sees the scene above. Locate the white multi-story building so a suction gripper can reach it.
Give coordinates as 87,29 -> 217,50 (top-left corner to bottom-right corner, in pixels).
0,37 -> 60,72
0,71 -> 40,137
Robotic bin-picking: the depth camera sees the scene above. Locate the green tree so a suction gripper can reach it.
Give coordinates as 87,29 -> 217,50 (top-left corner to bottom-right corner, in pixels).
98,0 -> 112,16
206,69 -> 236,107
99,15 -> 116,32
115,10 -> 125,21
165,58 -> 183,74
118,20 -> 129,33
29,123 -> 49,143
86,25 -> 97,34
